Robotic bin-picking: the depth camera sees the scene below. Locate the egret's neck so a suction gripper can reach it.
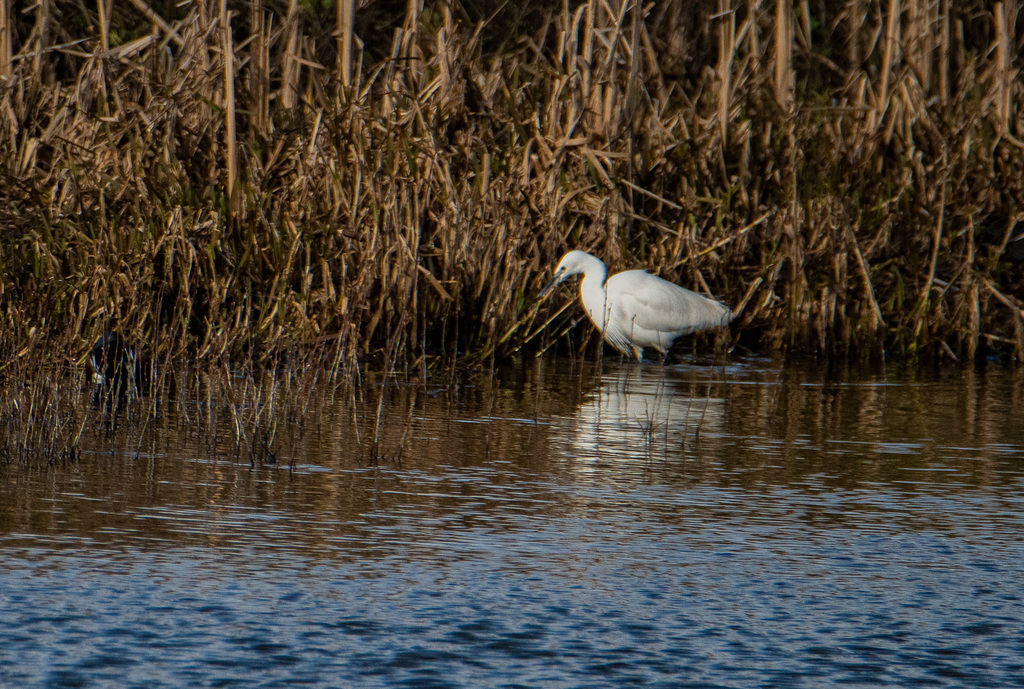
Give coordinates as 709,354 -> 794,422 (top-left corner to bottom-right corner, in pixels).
577,258 -> 609,332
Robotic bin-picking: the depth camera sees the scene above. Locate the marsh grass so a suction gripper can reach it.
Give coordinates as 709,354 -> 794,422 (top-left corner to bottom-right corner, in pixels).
0,353 -> 87,464
0,342 -> 337,466
1,0 -> 1023,460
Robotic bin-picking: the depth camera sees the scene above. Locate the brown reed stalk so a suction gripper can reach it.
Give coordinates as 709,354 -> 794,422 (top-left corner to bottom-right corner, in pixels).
29,0 -> 49,80
938,0 -> 950,104
0,0 -> 9,80
905,0 -> 933,92
774,0 -> 793,110
582,0 -> 598,131
249,3 -> 270,135
965,218 -> 979,359
127,0 -> 184,46
716,0 -> 735,141
338,0 -> 354,88
395,0 -> 423,95
97,0 -> 110,52
993,1 -> 1014,137
281,0 -> 300,109
845,224 -> 884,331
843,0 -> 866,67
222,0 -> 237,207
982,279 -> 1024,358
875,0 -> 901,132
914,152 -> 946,340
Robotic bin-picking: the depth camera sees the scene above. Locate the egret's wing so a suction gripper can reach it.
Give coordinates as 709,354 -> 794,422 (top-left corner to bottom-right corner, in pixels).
597,315 -> 639,357
610,271 -> 731,337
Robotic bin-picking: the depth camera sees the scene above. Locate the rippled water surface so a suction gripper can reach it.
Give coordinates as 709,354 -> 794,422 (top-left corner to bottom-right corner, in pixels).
3,359 -> 1024,688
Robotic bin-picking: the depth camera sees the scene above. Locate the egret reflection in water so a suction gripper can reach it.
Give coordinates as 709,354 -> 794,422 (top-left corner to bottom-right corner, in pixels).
558,363 -> 725,462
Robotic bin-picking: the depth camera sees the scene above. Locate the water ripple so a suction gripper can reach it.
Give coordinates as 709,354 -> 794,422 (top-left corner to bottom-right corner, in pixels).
3,361 -> 1024,687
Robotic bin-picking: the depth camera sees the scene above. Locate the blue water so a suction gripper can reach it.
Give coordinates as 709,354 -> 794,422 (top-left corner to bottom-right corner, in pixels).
2,360 -> 1024,688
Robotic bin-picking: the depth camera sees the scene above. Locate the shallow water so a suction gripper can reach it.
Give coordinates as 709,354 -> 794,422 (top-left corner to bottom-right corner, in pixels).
2,358 -> 1024,688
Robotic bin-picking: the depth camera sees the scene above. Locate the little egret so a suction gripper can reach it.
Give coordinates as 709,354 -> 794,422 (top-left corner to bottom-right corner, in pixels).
543,250 -> 732,359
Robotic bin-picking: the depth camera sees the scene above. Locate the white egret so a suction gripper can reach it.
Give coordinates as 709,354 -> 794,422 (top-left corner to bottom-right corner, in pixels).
543,250 -> 732,359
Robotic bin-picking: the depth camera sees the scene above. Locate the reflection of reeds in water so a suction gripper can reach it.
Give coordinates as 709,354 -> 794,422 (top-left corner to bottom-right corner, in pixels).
4,345 -> 1023,499
338,346 -> 423,466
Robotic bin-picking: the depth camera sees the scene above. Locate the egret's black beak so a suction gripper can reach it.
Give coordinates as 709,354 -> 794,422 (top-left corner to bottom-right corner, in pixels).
538,271 -> 564,301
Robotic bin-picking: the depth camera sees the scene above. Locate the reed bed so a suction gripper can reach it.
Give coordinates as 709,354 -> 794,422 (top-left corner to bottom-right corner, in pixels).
0,350 -> 87,464
0,334 -> 326,465
0,0 -> 1022,391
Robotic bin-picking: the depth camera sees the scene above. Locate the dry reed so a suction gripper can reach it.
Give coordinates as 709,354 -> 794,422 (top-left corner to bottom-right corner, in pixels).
0,0 -> 1021,396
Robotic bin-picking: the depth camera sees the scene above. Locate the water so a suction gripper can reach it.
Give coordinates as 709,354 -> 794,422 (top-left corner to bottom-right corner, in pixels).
2,359 -> 1024,688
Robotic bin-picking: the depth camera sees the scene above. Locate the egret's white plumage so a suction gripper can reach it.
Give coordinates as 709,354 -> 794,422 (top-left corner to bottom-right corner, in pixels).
545,250 -> 732,359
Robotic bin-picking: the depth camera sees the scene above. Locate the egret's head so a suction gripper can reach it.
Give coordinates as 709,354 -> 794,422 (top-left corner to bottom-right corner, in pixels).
540,250 -> 601,299
551,250 -> 595,284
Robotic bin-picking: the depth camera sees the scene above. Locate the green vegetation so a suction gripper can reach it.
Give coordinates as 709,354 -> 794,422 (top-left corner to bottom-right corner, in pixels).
1,0 -> 1022,382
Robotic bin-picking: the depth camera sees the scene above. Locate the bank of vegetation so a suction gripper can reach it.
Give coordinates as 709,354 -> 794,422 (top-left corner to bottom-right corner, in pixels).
1,0 -> 1022,384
